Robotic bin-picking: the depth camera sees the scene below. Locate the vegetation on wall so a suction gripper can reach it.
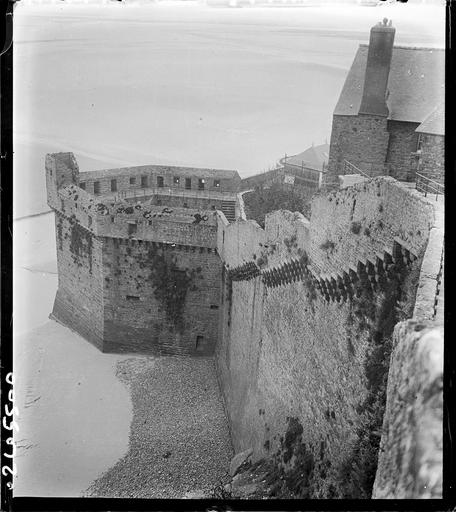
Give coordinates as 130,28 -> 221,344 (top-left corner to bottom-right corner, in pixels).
68,215 -> 93,272
332,257 -> 418,498
145,246 -> 198,332
320,239 -> 335,252
224,254 -> 421,500
224,417 -> 319,499
350,221 -> 362,234
243,183 -> 311,228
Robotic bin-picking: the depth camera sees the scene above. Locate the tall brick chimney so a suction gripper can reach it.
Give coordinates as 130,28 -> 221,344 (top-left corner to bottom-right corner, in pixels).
359,18 -> 395,117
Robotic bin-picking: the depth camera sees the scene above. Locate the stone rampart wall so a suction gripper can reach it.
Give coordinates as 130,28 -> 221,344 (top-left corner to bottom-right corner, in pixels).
308,177 -> 434,277
372,199 -> 444,498
78,164 -> 241,194
372,321 -> 443,498
57,185 -> 218,248
102,238 -> 222,355
216,177 -> 438,497
51,213 -> 105,349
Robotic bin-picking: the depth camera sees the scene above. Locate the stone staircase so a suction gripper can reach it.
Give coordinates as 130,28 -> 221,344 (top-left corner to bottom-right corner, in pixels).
221,200 -> 236,223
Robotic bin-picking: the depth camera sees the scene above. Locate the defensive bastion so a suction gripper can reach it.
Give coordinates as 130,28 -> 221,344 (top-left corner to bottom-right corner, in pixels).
46,152 -> 443,498
46,152 -> 241,356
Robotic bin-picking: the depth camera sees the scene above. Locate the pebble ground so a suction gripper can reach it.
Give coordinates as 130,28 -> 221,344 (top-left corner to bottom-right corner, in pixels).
85,356 -> 233,498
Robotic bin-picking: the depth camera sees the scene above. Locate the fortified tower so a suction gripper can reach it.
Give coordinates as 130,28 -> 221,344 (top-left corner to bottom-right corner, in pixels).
46,152 -> 241,355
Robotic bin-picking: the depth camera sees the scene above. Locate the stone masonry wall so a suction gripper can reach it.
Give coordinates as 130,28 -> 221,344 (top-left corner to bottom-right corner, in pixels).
78,164 -> 241,195
372,198 -> 444,498
216,177 -> 437,497
327,114 -> 390,178
309,177 -> 434,277
57,184 -> 218,248
372,321 -> 443,498
419,133 -> 445,183
51,213 -> 105,349
103,238 -> 222,356
385,121 -> 420,181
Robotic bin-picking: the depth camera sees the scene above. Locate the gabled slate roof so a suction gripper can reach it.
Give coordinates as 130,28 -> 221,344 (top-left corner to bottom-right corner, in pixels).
285,143 -> 329,171
416,102 -> 444,135
334,45 -> 445,124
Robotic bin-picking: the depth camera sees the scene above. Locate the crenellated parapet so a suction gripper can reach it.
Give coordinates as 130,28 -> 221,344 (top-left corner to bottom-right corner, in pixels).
54,182 -> 219,248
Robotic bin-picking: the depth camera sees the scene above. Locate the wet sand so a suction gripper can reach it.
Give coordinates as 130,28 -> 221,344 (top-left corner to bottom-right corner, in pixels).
13,322 -> 135,497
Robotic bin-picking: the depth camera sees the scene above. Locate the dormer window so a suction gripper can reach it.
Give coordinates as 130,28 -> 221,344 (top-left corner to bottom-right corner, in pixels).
157,176 -> 164,188
198,178 -> 205,190
214,179 -> 220,188
130,177 -> 136,185
173,176 -> 180,185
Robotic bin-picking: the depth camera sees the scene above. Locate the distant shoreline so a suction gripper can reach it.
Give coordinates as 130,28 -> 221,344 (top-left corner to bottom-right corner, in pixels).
13,210 -> 53,222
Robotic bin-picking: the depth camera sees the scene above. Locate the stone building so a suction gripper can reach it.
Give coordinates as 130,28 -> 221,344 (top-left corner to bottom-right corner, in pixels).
280,142 -> 329,190
327,18 -> 444,185
46,152 -> 241,356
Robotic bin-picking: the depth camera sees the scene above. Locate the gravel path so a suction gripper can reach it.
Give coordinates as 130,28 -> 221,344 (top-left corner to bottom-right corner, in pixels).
85,356 -> 233,498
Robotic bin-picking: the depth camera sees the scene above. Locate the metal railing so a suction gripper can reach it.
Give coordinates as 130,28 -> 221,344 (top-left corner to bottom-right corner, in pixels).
342,160 -> 372,178
415,172 -> 444,201
342,160 -> 393,179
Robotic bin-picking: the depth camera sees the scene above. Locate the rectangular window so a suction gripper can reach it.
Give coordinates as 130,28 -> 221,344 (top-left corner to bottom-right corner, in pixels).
94,181 -> 100,195
111,179 -> 117,192
80,181 -> 86,190
185,178 -> 191,190
111,216 -> 115,223
126,295 -> 140,301
417,133 -> 424,152
195,335 -> 204,352
88,215 -> 92,227
173,176 -> 180,185
210,305 -> 219,310
214,179 -> 220,188
128,223 -> 137,236
141,175 -> 148,188
198,178 -> 205,190
130,177 -> 136,185
157,176 -> 164,188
